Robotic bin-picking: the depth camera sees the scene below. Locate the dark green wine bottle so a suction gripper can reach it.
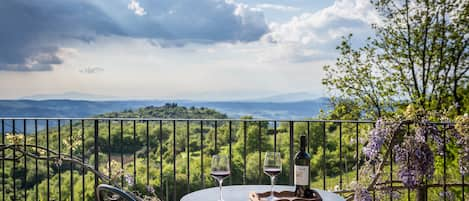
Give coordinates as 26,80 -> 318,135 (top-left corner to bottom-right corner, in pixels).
294,135 -> 311,197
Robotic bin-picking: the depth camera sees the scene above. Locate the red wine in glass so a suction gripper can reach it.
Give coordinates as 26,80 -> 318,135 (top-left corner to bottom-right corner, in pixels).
263,167 -> 281,177
210,170 -> 231,181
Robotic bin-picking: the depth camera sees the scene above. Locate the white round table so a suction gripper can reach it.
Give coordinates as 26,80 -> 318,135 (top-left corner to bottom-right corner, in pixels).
180,185 -> 346,201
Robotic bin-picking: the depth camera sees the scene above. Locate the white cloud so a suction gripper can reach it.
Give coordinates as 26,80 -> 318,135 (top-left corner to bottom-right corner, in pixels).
265,0 -> 379,44
259,0 -> 379,62
127,0 -> 146,16
255,4 -> 300,12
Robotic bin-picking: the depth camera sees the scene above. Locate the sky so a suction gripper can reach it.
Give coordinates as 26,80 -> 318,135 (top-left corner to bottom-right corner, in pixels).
0,0 -> 379,100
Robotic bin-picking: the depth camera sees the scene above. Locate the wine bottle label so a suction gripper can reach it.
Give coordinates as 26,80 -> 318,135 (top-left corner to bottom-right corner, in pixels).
294,165 -> 309,185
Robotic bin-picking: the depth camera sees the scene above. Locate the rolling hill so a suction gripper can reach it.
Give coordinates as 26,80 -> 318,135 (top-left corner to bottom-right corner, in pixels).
0,98 -> 330,119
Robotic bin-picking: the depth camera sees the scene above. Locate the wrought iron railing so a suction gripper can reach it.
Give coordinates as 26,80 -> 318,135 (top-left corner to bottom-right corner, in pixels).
0,118 -> 466,201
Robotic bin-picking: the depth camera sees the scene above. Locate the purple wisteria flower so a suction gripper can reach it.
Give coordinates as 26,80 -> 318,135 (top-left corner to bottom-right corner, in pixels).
363,119 -> 390,160
394,136 -> 434,188
397,168 -> 419,188
454,115 -> 469,175
460,146 -> 469,175
416,121 -> 444,154
389,190 -> 401,200
354,188 -> 372,201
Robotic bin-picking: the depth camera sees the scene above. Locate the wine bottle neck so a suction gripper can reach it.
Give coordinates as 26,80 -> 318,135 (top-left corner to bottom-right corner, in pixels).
300,135 -> 306,152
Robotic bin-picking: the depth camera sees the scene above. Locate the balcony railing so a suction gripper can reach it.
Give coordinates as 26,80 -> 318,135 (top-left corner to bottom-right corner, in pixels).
0,118 -> 466,201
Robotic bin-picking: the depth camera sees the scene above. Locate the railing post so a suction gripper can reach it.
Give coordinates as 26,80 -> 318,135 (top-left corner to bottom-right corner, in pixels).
81,120 -> 85,201
186,120 -> 190,193
13,120 -> 16,201
1,119 -> 4,200
307,122 -> 310,154
229,121 -> 233,185
120,120 -> 124,188
243,121 -> 247,184
159,120 -> 164,199
339,122 -> 343,190
173,120 -> 177,201
46,120 -> 50,201
94,120 -> 99,189
258,121 -> 262,184
133,120 -> 136,186
322,121 -> 326,190
35,120 -> 38,201
289,121 -> 294,185
69,120 -> 74,201
108,120 -> 112,178
443,124 -> 447,201
23,119 -> 27,201
146,120 -> 150,187
214,121 -> 218,153
274,121 -> 277,153
355,123 -> 359,182
201,121 -> 205,188
58,120 -> 62,201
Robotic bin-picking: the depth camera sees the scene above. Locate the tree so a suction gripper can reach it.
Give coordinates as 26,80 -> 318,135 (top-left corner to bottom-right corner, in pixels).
323,0 -> 469,117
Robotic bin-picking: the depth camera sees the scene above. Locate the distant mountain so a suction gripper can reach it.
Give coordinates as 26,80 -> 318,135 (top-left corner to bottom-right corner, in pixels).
184,99 -> 330,119
0,100 -> 164,118
21,91 -> 116,100
246,92 -> 322,102
0,98 -> 330,119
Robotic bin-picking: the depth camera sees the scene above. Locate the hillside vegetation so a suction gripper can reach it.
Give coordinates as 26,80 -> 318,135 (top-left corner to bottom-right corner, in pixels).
95,103 -> 228,119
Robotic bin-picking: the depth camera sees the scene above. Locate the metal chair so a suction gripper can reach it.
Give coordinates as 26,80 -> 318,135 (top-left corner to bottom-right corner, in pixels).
96,184 -> 139,201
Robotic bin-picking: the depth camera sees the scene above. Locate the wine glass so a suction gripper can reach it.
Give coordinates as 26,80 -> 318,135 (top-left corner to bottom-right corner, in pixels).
264,152 -> 282,201
211,155 -> 230,201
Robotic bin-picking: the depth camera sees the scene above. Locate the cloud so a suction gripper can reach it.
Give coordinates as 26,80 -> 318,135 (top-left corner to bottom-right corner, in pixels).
79,67 -> 104,74
255,4 -> 300,12
260,0 -> 379,62
0,0 -> 268,71
0,47 -> 62,72
127,0 -> 146,16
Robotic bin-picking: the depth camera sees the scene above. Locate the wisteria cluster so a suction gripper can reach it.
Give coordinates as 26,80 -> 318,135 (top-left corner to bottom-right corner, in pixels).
354,188 -> 373,201
354,110 -> 467,201
459,145 -> 469,175
415,120 -> 444,154
393,136 -> 435,188
363,119 -> 391,160
454,115 -> 469,175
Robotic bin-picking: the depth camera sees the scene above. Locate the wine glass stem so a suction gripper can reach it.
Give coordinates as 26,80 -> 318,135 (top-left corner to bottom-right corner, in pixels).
270,176 -> 275,198
219,179 -> 223,201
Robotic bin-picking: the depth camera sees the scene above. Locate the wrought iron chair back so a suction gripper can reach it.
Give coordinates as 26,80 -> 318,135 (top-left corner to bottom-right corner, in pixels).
96,184 -> 140,201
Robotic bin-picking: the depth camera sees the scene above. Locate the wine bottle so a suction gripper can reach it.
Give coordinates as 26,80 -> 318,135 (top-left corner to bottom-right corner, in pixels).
294,135 -> 311,197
